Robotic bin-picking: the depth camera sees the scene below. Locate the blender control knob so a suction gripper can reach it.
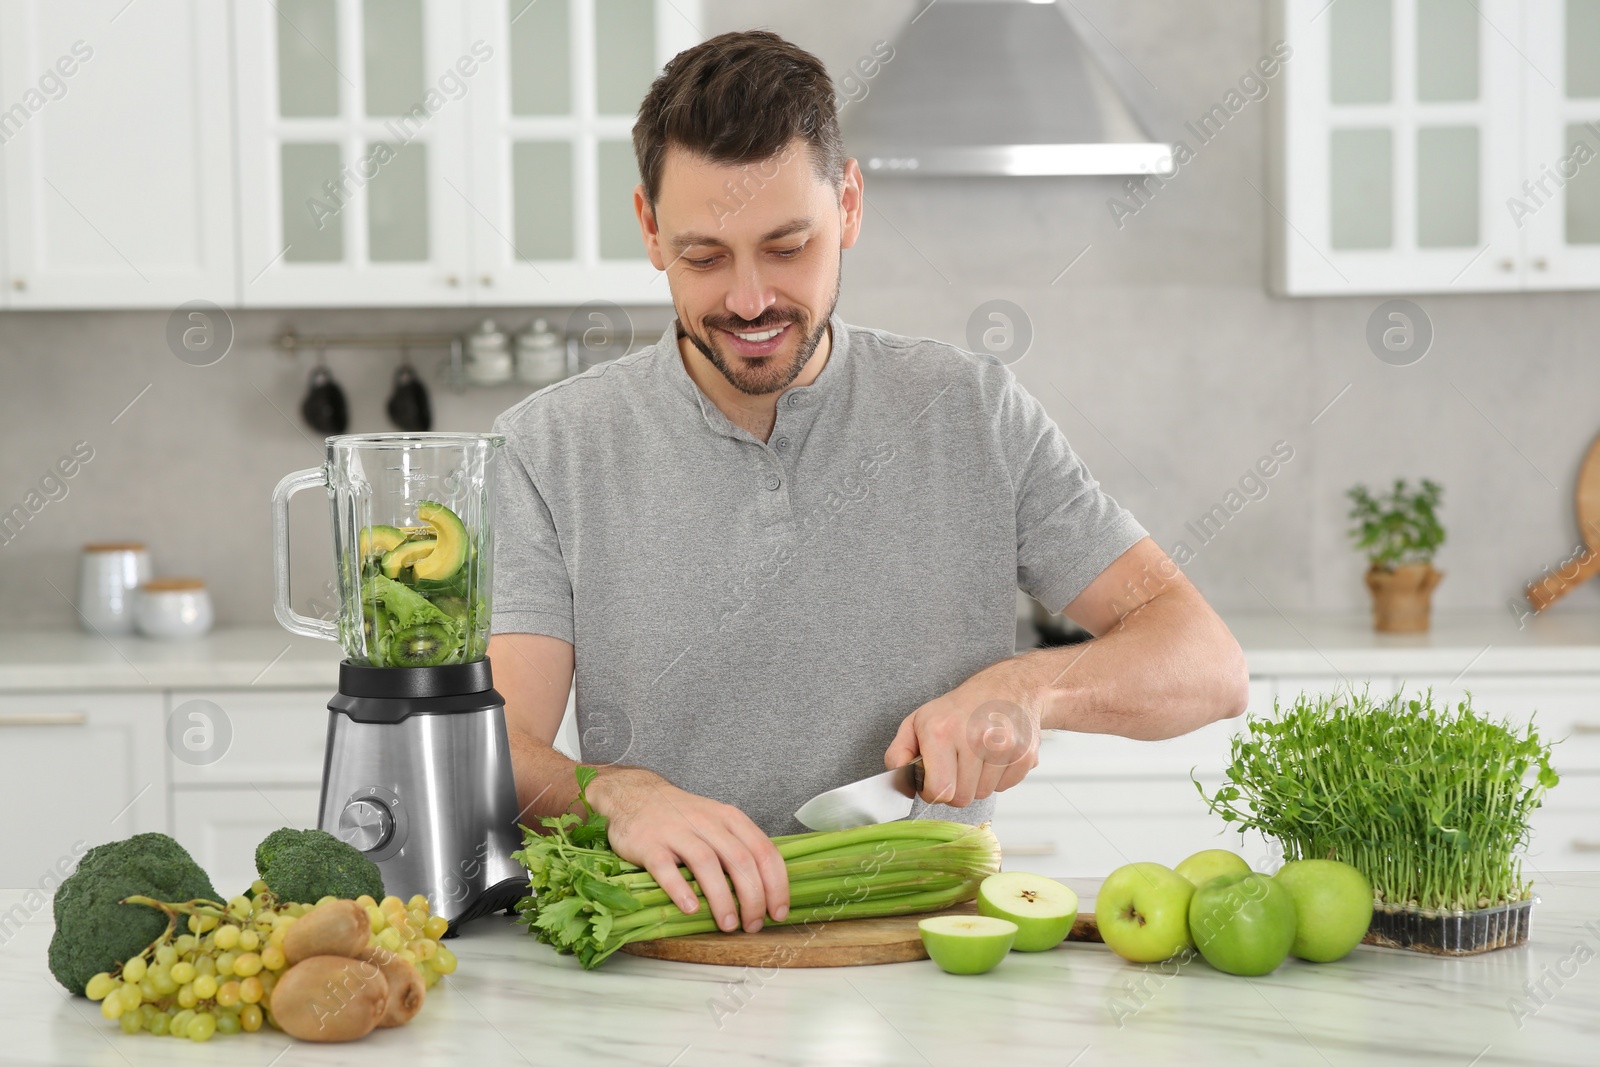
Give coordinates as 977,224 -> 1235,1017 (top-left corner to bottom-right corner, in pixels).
337,797 -> 394,853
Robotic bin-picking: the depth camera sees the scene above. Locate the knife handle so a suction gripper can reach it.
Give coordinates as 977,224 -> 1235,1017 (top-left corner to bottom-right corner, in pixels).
908,756 -> 924,797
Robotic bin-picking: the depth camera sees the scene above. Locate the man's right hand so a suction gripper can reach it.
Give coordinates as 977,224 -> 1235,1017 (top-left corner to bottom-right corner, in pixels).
587,767 -> 790,934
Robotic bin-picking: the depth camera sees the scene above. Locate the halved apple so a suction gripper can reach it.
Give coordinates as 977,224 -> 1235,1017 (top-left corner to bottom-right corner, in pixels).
918,915 -> 1017,974
976,872 -> 1079,952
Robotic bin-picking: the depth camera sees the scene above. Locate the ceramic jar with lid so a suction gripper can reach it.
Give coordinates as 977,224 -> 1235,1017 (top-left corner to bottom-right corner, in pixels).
76,543 -> 152,634
134,578 -> 214,639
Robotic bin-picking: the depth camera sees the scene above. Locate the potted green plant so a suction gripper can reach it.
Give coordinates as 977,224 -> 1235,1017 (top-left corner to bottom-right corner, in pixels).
1196,688 -> 1559,955
1347,478 -> 1444,632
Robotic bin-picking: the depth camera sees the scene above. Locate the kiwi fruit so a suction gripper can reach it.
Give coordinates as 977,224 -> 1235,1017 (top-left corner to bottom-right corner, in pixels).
283,899 -> 371,966
389,622 -> 454,667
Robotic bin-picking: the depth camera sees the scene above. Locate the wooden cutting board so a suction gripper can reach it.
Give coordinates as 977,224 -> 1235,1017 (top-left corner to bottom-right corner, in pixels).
1528,432 -> 1600,611
617,901 -> 1102,968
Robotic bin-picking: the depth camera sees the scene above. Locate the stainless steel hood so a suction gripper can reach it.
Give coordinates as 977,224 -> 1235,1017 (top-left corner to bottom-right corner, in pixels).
844,0 -> 1174,177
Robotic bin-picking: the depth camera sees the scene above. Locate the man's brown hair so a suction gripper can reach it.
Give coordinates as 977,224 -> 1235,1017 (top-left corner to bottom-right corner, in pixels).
632,30 -> 844,207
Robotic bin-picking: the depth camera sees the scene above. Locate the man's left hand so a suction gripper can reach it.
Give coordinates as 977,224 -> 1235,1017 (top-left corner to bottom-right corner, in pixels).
883,660 -> 1042,808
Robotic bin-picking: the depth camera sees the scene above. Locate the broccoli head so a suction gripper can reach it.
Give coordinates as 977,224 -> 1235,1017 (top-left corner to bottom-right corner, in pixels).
255,827 -> 384,903
48,833 -> 219,995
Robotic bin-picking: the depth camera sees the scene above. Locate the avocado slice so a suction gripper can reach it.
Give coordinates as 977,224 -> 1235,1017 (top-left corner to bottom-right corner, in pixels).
380,538 -> 437,579
358,524 -> 407,559
410,501 -> 468,581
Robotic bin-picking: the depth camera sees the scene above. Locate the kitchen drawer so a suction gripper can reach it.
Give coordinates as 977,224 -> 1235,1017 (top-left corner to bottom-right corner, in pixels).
172,787 -> 322,896
0,691 -> 166,896
1524,772 -> 1600,873
990,778 -> 1272,878
1032,679 -> 1273,779
166,689 -> 328,786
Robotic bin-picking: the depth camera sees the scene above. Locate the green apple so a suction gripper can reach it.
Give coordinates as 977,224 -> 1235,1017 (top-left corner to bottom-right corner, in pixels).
1188,872 -> 1297,976
1274,859 -> 1374,962
1094,862 -> 1196,964
1174,848 -> 1252,887
918,915 -> 1018,974
976,872 -> 1080,952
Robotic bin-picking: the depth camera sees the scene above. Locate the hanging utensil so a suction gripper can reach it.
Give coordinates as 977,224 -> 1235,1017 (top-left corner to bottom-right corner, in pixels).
386,347 -> 433,431
300,343 -> 348,435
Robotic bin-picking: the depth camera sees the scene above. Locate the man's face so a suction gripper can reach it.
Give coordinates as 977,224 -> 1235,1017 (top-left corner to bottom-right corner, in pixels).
635,140 -> 864,396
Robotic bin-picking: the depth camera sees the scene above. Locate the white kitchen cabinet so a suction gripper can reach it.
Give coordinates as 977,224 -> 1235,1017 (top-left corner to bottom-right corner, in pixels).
1032,679 -> 1275,781
461,0 -> 699,306
0,0 -> 237,307
234,0 -> 698,308
1272,0 -> 1584,294
989,778 -> 1274,879
233,0 -> 476,307
164,688 -> 328,787
1522,2 -> 1600,289
0,691 -> 166,893
172,786 -> 322,896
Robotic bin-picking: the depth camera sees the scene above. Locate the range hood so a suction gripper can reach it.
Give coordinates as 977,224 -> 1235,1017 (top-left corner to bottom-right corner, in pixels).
844,0 -> 1174,177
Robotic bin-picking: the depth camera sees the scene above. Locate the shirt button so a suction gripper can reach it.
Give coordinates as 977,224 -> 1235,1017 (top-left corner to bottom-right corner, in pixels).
764,473 -> 782,491
786,393 -> 805,408
774,436 -> 790,452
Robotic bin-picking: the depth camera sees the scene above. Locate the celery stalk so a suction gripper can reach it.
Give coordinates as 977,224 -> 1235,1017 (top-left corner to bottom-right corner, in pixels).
511,768 -> 1002,970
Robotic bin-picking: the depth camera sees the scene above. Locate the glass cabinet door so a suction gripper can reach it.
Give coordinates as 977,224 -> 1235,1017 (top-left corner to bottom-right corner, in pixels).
466,0 -> 700,306
1279,0 -> 1524,293
235,0 -> 472,307
1521,1 -> 1600,288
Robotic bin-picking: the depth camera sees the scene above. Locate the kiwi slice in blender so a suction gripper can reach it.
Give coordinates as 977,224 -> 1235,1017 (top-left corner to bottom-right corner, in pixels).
388,621 -> 455,668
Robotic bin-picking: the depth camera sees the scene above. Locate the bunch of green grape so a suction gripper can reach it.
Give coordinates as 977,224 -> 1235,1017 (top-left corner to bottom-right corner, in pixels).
84,881 -> 457,1042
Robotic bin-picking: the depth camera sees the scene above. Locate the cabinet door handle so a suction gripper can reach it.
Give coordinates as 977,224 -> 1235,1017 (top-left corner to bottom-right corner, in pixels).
0,711 -> 87,726
1571,840 -> 1600,853
1004,843 -> 1058,857
1572,723 -> 1600,735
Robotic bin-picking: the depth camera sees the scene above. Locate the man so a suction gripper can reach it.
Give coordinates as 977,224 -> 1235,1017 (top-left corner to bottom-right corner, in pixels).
489,31 -> 1247,939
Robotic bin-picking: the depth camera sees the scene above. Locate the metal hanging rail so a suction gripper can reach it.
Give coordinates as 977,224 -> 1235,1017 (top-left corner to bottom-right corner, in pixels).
273,332 -> 463,353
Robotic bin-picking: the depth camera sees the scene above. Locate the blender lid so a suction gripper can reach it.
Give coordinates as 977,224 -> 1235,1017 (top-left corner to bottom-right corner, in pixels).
326,431 -> 505,449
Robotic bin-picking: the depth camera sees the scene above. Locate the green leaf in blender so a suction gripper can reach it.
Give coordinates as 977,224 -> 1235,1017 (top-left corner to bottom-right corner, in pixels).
411,501 -> 468,581
365,574 -> 452,629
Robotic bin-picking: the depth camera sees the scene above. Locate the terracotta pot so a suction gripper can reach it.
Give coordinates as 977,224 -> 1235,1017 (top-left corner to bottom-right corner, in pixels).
1365,563 -> 1443,633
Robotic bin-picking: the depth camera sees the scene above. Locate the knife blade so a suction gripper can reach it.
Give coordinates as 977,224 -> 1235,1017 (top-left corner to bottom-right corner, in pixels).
793,757 -> 925,832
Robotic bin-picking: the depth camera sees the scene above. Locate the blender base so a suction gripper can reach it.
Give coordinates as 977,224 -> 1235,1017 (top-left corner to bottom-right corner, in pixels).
319,659 -> 527,929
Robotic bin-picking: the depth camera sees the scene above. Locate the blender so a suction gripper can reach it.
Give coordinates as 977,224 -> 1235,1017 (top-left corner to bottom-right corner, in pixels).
272,432 -> 524,930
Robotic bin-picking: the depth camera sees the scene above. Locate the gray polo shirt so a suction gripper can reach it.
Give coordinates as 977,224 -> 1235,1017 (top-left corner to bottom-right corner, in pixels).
491,316 -> 1145,835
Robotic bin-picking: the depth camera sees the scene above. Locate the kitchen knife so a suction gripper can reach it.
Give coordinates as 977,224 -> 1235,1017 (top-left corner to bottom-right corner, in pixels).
794,757 -> 925,832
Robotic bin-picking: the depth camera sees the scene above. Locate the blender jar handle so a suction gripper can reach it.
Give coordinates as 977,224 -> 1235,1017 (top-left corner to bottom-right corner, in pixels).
272,466 -> 340,642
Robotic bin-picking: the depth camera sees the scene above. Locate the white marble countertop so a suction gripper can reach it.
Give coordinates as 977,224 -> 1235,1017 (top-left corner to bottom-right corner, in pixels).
3,609 -> 1599,693
3,874 -> 1596,1066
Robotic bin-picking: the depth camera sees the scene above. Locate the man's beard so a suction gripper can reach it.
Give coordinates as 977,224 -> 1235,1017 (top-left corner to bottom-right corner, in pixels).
682,269 -> 840,396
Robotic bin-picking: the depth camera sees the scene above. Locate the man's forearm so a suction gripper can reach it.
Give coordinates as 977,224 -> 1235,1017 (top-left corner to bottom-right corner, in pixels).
1007,588 -> 1249,740
509,730 -> 588,824
509,731 -> 662,827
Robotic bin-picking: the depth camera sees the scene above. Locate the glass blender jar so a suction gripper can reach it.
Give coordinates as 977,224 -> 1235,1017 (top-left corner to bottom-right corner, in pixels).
272,432 -> 524,929
273,433 -> 499,664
